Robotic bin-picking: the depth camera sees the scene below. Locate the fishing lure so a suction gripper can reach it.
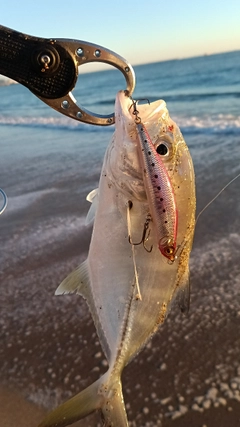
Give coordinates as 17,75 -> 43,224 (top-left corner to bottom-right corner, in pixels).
132,101 -> 178,262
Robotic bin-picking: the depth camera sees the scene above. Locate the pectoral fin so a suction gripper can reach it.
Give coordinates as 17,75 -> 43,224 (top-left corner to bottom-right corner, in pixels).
55,260 -> 90,298
85,188 -> 99,226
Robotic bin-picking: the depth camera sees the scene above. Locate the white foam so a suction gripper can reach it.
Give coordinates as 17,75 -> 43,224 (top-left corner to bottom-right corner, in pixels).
191,232 -> 240,287
0,78 -> 18,86
1,215 -> 88,269
175,114 -> 240,133
0,115 -> 76,128
6,188 -> 59,213
0,114 -> 112,132
20,215 -> 85,245
0,113 -> 240,134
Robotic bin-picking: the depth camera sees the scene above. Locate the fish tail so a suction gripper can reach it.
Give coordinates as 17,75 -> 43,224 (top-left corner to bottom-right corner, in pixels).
100,375 -> 128,426
38,371 -> 128,427
38,376 -> 102,427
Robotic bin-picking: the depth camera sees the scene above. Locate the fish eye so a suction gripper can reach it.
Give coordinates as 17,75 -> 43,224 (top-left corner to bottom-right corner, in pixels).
156,143 -> 168,156
154,136 -> 173,160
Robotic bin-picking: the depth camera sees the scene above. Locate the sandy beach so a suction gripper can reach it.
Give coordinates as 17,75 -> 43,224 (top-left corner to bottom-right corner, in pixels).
0,226 -> 240,427
1,386 -> 240,427
0,387 -> 46,427
1,142 -> 240,427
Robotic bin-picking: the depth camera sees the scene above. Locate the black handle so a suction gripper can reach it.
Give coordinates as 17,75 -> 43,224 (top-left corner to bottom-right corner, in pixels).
0,25 -> 77,99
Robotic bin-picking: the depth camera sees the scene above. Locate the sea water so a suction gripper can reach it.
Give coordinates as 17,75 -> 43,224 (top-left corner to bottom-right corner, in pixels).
0,50 -> 239,253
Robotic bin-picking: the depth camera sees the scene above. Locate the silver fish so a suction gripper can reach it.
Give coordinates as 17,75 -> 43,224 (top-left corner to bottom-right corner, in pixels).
39,90 -> 196,427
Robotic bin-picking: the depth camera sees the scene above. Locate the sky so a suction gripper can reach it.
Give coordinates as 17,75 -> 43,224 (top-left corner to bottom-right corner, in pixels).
0,0 -> 239,75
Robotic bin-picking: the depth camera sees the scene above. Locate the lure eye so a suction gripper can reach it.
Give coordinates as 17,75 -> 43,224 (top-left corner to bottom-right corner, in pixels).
164,246 -> 176,262
156,143 -> 168,156
158,237 -> 176,261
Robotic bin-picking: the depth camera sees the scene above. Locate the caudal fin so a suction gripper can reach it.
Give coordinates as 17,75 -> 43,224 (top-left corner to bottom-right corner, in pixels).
38,371 -> 128,427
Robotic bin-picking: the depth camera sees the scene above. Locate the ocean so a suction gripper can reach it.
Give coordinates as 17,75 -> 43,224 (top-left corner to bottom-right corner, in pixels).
0,50 -> 240,426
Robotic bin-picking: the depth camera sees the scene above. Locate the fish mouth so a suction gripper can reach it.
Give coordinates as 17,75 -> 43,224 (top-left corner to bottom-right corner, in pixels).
115,90 -> 134,126
114,90 -> 167,135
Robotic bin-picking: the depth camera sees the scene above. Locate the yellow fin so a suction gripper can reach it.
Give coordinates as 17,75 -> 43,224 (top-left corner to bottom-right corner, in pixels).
55,260 -> 90,297
38,372 -> 128,427
38,376 -> 102,427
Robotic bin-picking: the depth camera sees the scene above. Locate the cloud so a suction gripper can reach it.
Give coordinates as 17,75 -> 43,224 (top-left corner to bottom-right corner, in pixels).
0,76 -> 18,86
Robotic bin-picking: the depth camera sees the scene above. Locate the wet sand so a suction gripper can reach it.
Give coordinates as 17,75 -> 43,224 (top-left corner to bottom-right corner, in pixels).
0,233 -> 240,427
0,387 -> 46,427
1,387 -> 240,427
1,204 -> 240,426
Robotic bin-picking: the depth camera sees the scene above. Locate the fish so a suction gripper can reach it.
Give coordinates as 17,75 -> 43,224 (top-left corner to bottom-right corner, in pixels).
38,90 -> 196,427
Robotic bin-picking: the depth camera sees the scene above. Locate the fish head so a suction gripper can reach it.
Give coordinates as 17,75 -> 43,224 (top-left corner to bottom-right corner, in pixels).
111,91 -> 195,256
106,91 -> 196,307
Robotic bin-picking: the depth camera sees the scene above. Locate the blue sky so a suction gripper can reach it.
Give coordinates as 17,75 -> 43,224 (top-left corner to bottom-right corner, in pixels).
0,0 -> 239,71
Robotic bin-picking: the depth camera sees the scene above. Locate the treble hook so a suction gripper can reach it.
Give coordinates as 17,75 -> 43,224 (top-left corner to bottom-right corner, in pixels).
129,213 -> 153,253
0,188 -> 7,215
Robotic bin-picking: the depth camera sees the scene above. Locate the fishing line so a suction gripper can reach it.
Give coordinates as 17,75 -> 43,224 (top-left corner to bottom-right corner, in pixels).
127,201 -> 142,301
196,172 -> 240,224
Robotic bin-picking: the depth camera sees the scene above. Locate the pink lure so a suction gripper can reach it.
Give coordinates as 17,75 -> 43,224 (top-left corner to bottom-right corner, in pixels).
135,122 -> 178,261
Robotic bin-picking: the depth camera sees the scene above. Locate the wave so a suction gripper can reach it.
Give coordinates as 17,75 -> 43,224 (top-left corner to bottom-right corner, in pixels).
0,115 -> 113,132
191,232 -> 240,283
0,113 -> 240,135
175,114 -> 240,135
163,91 -> 240,103
1,213 -> 87,257
94,90 -> 240,107
5,188 -> 59,214
0,78 -> 18,86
